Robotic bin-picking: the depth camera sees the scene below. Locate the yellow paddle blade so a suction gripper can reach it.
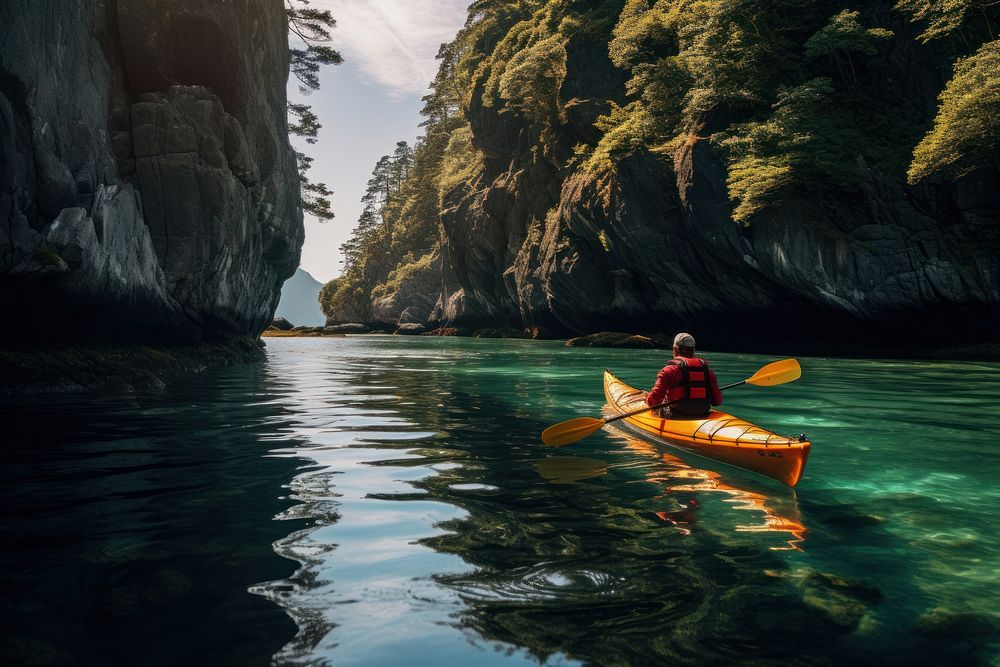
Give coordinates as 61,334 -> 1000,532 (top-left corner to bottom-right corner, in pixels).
746,358 -> 801,387
541,417 -> 606,447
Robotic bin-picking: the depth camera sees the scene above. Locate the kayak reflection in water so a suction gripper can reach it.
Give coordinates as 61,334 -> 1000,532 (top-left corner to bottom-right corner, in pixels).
615,430 -> 807,550
656,498 -> 701,536
646,333 -> 724,418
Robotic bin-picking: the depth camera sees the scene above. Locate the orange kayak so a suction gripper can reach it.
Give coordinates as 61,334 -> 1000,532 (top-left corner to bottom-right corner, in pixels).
604,370 -> 811,487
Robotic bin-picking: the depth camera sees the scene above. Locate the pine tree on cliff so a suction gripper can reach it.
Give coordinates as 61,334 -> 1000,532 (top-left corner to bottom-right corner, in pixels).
390,141 -> 415,191
286,0 -> 342,221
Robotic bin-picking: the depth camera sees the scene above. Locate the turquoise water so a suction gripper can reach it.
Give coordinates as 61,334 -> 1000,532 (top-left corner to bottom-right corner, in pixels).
2,336 -> 998,665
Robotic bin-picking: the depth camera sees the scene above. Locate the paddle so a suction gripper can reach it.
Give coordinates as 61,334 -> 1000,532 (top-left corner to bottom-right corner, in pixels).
541,358 -> 801,447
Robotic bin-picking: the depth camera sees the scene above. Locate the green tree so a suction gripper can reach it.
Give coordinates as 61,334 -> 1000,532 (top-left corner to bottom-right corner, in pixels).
721,78 -> 864,222
391,142 -> 415,185
322,142 -> 423,318
294,151 -> 334,221
286,0 -> 342,220
908,39 -> 1000,182
497,34 -> 568,129
805,10 -> 893,82
288,103 -> 321,143
895,0 -> 1000,43
287,0 -> 344,92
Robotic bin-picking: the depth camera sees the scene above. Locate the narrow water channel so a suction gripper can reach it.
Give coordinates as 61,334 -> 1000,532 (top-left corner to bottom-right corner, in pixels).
2,337 -> 997,665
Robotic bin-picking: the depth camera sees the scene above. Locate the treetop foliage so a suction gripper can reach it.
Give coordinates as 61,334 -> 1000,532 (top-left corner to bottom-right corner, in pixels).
908,39 -> 1000,182
895,0 -> 999,43
287,1 -> 344,94
805,10 -> 894,61
286,0 -> 342,221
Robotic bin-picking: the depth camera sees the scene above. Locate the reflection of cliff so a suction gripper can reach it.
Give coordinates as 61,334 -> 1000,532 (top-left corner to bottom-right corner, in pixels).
0,362 -> 308,664
293,345 -> 871,664
247,339 -> 961,664
0,0 -> 302,343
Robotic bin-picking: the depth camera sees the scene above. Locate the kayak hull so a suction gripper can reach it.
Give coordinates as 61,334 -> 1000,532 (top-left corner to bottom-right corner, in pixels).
604,370 -> 811,487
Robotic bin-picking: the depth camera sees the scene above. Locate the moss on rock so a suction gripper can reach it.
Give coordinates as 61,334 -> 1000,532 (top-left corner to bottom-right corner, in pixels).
566,332 -> 671,349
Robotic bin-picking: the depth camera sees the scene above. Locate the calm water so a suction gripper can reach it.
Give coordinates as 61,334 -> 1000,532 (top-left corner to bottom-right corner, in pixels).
1,337 -> 998,666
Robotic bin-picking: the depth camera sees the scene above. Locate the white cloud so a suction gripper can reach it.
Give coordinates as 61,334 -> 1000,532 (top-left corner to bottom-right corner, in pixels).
316,0 -> 468,98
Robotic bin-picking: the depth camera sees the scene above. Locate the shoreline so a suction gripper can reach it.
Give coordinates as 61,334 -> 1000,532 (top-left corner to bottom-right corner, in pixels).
278,328 -> 1000,362
2,331 -> 994,396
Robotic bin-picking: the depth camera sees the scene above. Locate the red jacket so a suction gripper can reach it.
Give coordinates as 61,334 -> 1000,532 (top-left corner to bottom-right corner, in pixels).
646,357 -> 723,409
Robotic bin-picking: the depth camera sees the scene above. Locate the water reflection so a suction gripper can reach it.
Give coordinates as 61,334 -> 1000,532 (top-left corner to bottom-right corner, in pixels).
535,457 -> 608,485
0,365 -> 309,666
258,338 -> 966,666
607,428 -> 807,551
4,337 -> 995,665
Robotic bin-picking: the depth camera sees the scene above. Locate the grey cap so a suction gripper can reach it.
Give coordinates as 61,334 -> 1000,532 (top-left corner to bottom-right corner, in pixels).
673,332 -> 696,349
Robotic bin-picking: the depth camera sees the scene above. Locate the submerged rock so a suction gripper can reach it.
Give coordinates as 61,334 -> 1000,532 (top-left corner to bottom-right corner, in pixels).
801,571 -> 883,631
916,608 -> 999,641
0,338 -> 265,394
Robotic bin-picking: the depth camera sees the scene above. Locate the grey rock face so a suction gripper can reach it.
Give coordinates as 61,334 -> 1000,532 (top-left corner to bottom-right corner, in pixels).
369,251 -> 444,328
394,323 -> 426,336
0,0 -> 302,342
271,317 -> 293,331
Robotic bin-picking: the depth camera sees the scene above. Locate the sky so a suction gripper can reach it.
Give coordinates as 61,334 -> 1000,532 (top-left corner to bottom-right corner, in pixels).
291,0 -> 469,283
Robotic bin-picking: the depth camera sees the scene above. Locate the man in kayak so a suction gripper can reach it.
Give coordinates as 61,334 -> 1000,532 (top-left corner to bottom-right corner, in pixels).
646,333 -> 723,418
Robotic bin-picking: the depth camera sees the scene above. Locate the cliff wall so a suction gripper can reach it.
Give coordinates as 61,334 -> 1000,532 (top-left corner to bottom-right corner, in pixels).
421,3 -> 1000,352
0,0 -> 302,343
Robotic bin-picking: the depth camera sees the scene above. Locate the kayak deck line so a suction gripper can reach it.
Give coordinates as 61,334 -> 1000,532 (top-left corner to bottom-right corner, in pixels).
603,370 -> 811,487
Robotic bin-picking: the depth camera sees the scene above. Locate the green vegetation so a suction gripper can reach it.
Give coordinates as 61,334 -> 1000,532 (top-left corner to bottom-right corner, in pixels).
370,252 -> 437,303
286,0 -> 342,220
32,249 -> 67,270
321,28 -> 481,322
895,0 -> 999,43
320,135 -> 450,321
909,39 -> 1000,182
323,0 -> 999,321
720,78 -> 868,221
804,10 -> 894,82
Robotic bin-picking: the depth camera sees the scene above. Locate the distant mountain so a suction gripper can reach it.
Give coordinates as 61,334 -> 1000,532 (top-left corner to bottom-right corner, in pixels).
275,268 -> 325,327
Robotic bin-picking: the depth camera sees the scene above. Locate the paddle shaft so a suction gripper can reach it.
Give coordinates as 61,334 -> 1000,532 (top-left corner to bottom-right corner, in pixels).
603,379 -> 745,424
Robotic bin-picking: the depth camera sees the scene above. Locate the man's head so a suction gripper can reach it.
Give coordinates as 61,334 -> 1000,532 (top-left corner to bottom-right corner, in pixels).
672,332 -> 696,358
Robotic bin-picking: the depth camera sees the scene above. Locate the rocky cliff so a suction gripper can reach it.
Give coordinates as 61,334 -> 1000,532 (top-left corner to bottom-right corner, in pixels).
423,1 -> 1000,353
0,0 -> 302,343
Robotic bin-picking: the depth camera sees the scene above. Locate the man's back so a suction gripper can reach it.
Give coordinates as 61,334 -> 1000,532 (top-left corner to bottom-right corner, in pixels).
646,332 -> 723,417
